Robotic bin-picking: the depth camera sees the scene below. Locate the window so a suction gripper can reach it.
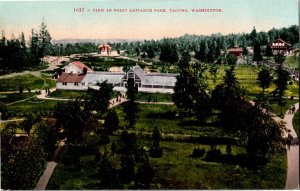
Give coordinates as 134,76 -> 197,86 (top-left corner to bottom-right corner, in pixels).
82,82 -> 85,85
74,82 -> 79,86
62,82 -> 67,85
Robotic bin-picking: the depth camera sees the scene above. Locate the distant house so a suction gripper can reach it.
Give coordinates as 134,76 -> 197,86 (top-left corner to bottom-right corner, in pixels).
271,39 -> 292,55
98,44 -> 112,55
227,47 -> 243,57
63,61 -> 93,74
57,64 -> 177,93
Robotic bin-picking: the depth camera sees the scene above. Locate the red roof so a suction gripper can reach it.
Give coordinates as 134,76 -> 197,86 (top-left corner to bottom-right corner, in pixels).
227,47 -> 243,52
71,61 -> 93,72
98,44 -> 112,50
57,73 -> 86,83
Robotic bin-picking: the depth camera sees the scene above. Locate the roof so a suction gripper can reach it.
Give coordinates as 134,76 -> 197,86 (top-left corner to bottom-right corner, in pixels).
98,44 -> 112,49
143,74 -> 177,86
271,38 -> 292,47
70,61 -> 93,72
83,72 -> 125,84
131,65 -> 146,80
227,47 -> 243,52
57,73 -> 86,83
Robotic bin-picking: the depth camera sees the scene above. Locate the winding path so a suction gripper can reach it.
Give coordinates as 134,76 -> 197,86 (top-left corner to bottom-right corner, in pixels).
281,103 -> 299,189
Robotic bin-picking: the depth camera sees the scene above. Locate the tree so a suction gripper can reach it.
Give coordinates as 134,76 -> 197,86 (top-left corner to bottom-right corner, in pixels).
1,136 -> 46,190
21,112 -> 41,136
274,53 -> 285,64
104,109 -> 119,134
159,39 -> 179,66
123,78 -> 138,128
209,63 -> 219,85
243,104 -> 285,160
36,119 -> 57,159
257,67 -> 273,95
98,154 -> 121,189
253,42 -> 263,64
54,100 -> 92,144
226,54 -> 238,65
265,44 -> 273,59
195,40 -> 208,62
86,80 -> 113,115
38,20 -> 52,57
0,102 -> 8,120
149,126 -> 163,158
273,63 -> 290,115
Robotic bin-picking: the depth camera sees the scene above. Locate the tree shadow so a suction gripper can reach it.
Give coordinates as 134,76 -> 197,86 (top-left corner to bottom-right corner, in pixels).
146,111 -> 178,120
202,154 -> 268,169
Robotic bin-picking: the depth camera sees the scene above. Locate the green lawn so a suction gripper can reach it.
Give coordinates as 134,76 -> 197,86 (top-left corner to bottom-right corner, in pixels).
283,55 -> 299,69
46,139 -> 286,189
269,99 -> 299,118
49,90 -> 88,99
137,92 -> 173,102
115,103 -> 224,139
7,98 -> 60,117
0,93 -> 35,104
292,110 -> 299,136
0,74 -> 56,92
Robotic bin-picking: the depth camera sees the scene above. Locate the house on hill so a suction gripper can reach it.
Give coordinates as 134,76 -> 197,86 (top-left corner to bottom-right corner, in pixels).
63,61 -> 93,74
271,38 -> 292,55
227,47 -> 243,57
57,64 -> 177,93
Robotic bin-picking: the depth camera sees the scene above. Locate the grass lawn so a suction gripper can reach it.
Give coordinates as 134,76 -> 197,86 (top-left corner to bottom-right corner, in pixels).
0,93 -> 35,104
115,103 -> 223,138
137,92 -> 173,102
46,139 -> 286,189
49,90 -> 88,99
283,55 -> 299,69
7,98 -> 60,117
0,74 -> 56,92
269,99 -> 299,118
292,110 -> 299,136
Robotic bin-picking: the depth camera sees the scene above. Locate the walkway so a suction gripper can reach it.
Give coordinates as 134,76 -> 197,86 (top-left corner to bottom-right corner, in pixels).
282,103 -> 299,189
34,140 -> 65,190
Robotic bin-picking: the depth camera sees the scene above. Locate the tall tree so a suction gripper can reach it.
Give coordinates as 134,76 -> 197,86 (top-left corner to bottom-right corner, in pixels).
86,80 -> 113,115
123,78 -> 138,128
273,63 -> 290,115
265,44 -> 273,59
257,67 -> 273,95
104,109 -> 120,134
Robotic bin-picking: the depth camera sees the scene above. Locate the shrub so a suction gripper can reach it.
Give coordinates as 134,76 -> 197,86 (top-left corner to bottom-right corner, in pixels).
191,147 -> 206,158
149,147 -> 163,158
206,144 -> 221,159
60,146 -> 81,166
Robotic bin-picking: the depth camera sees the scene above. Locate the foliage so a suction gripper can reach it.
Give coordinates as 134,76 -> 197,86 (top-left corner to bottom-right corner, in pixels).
150,126 -> 163,158
1,136 -> 46,190
104,109 -> 120,134
159,39 -> 179,64
0,102 -> 8,120
36,119 -> 58,159
124,78 -> 139,128
257,67 -> 273,95
54,100 -> 95,144
21,112 -> 41,135
191,147 -> 206,158
226,54 -> 238,65
273,63 -> 291,115
85,80 -> 113,115
292,110 -> 299,137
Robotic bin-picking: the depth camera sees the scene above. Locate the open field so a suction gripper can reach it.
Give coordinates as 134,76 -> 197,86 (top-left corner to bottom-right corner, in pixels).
49,90 -> 88,99
0,74 -> 56,92
46,139 -> 286,189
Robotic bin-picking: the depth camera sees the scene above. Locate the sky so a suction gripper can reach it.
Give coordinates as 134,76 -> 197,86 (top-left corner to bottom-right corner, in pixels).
0,0 -> 298,41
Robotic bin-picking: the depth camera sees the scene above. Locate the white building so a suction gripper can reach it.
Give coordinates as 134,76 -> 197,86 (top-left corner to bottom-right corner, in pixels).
63,61 -> 93,74
57,64 -> 178,93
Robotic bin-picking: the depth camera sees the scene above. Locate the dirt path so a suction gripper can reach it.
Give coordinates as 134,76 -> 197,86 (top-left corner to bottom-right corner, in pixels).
34,141 -> 65,190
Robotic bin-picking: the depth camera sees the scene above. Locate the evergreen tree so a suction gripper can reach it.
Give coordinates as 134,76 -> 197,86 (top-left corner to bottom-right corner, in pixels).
257,67 -> 273,95
265,44 -> 273,59
104,109 -> 119,134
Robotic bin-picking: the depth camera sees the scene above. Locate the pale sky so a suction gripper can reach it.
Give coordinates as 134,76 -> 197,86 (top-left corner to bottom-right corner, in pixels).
0,0 -> 298,40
